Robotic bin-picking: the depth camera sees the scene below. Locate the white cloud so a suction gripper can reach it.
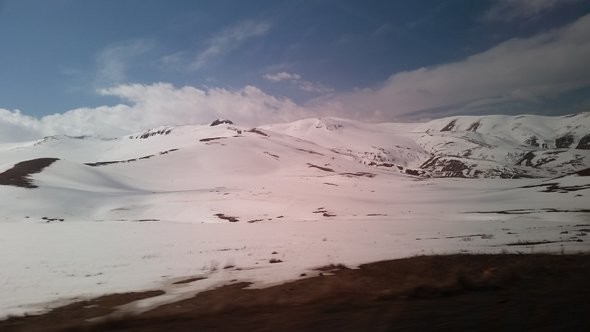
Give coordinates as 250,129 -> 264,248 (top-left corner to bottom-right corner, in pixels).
264,71 -> 332,94
317,13 -> 590,121
95,40 -> 154,86
484,0 -> 581,21
0,109 -> 43,142
189,20 -> 271,70
263,72 -> 301,82
0,83 -> 310,143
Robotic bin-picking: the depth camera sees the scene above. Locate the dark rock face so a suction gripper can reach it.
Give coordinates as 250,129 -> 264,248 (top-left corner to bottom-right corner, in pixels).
556,134 -> 574,149
515,152 -> 536,167
418,156 -> 531,179
404,169 -> 425,176
210,119 -> 233,126
440,119 -> 457,132
524,136 -> 539,147
420,156 -> 440,169
130,128 -> 172,139
466,121 -> 480,132
247,128 -> 268,137
419,157 -> 469,177
576,134 -> 590,150
440,159 -> 469,177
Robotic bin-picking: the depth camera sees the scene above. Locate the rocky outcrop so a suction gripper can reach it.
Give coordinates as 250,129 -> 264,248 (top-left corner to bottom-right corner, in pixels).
210,119 -> 234,126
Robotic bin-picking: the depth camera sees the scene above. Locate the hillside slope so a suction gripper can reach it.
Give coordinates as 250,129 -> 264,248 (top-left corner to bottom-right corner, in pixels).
412,112 -> 590,177
0,113 -> 589,223
1,114 -> 589,318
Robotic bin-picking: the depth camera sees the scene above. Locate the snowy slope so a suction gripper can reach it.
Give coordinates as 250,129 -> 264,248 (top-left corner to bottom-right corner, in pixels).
412,112 -> 590,178
0,114 -> 589,318
0,113 -> 588,225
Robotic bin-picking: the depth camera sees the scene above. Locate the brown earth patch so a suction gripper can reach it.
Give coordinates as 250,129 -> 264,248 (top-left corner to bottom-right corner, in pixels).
85,149 -> 178,167
2,254 -> 590,331
440,119 -> 457,132
297,148 -> 324,156
340,171 -> 376,178
199,137 -> 226,142
307,163 -> 335,172
246,128 -> 269,137
172,277 -> 207,285
0,290 -> 164,332
214,213 -> 239,222
263,152 -> 280,159
0,158 -> 59,188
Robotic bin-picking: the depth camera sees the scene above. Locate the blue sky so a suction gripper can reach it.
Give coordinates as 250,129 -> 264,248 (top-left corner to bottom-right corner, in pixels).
1,0 -> 590,140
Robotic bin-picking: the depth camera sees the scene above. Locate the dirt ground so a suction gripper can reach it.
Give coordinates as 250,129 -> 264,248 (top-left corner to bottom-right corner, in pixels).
2,254 -> 590,331
0,158 -> 59,188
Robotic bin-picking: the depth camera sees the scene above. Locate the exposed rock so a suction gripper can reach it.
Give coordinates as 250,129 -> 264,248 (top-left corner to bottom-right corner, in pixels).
466,121 -> 480,132
214,213 -> 239,222
134,128 -> 173,139
307,163 -> 335,172
0,158 -> 59,188
404,169 -> 424,176
247,128 -> 269,137
556,134 -> 574,149
440,119 -> 457,132
524,136 -> 539,147
210,119 -> 233,126
576,134 -> 590,150
440,159 -> 469,177
515,152 -> 536,167
199,137 -> 226,142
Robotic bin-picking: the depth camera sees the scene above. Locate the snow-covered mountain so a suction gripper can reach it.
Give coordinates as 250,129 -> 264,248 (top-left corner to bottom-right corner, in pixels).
267,113 -> 590,178
413,113 -> 590,178
0,112 -> 588,224
1,113 -> 589,318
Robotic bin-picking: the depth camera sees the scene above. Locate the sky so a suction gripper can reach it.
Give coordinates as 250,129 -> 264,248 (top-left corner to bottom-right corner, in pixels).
1,0 -> 590,141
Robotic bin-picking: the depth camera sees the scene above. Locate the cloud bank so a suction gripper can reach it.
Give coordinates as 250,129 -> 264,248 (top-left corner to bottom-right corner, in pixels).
317,13 -> 590,120
0,84 -> 308,142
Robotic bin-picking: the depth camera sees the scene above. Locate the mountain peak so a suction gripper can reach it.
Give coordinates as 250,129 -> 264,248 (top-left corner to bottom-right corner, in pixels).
210,119 -> 234,126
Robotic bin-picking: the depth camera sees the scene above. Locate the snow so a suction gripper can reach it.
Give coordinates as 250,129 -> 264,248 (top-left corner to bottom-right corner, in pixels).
0,114 -> 589,318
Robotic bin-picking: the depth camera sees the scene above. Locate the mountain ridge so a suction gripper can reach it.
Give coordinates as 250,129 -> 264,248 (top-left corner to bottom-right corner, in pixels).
1,113 -> 589,181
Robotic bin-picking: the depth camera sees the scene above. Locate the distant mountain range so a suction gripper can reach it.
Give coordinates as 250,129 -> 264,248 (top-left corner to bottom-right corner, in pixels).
0,112 -> 588,223
263,113 -> 590,178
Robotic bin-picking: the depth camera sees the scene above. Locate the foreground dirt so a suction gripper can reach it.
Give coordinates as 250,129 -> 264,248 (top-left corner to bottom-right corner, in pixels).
3,254 -> 590,331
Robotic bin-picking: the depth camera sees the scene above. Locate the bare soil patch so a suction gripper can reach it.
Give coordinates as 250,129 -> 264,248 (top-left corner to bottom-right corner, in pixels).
1,290 -> 163,332
172,277 -> 207,285
307,163 -> 335,172
199,137 -> 226,142
85,149 -> 178,167
340,171 -> 376,178
0,158 -> 59,188
297,148 -> 323,155
246,128 -> 269,137
2,254 -> 590,331
214,213 -> 239,222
